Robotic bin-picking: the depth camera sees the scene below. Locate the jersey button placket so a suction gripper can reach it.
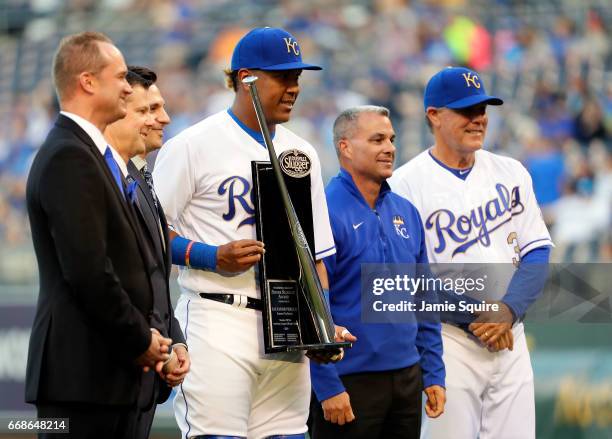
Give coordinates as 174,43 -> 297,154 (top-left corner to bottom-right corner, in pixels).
374,209 -> 389,263
465,190 -> 486,259
476,186 -> 497,259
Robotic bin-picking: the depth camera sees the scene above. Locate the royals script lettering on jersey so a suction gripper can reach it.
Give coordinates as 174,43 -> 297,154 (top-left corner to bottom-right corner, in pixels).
152,110 -> 335,298
389,149 -> 552,265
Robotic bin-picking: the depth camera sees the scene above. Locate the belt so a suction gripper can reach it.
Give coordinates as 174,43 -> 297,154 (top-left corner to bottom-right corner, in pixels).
199,293 -> 263,311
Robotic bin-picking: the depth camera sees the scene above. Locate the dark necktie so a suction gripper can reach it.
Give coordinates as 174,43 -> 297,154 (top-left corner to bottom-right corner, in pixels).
104,146 -> 125,199
138,165 -> 166,251
141,164 -> 158,209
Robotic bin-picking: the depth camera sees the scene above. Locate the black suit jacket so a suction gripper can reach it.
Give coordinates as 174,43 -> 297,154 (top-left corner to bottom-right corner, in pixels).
127,160 -> 186,407
25,114 -> 155,406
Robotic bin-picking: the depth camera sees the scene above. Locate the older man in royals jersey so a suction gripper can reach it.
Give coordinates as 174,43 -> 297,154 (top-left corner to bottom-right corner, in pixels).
389,67 -> 553,439
152,27 -> 352,439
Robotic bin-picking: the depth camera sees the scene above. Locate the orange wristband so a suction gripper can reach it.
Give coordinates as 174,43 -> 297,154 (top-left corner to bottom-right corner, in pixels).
185,240 -> 195,268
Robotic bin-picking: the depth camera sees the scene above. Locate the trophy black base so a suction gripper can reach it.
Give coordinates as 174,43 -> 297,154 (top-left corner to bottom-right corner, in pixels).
285,342 -> 352,353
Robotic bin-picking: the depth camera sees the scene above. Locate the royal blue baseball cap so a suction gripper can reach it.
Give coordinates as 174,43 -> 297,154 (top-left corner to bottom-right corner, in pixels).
231,27 -> 322,71
424,67 -> 503,110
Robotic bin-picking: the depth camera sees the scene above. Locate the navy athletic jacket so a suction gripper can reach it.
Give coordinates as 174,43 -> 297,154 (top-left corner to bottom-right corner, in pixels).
311,168 -> 445,402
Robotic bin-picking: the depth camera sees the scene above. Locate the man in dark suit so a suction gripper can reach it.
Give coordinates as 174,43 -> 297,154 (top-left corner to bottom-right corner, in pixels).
104,66 -> 190,439
25,32 -> 172,438
128,65 -> 191,385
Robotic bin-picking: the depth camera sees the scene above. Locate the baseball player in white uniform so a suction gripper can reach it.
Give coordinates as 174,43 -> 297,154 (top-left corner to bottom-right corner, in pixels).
153,27 -> 342,439
389,67 -> 553,439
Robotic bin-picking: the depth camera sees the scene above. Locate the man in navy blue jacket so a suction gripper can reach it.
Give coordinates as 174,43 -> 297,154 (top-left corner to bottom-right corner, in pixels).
310,106 -> 446,439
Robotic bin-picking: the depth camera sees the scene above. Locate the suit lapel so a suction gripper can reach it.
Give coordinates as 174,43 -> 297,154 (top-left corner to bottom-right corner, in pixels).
127,162 -> 173,330
89,144 -> 142,236
56,116 -> 137,226
128,161 -> 166,268
128,161 -> 157,215
55,115 -> 152,273
157,203 -> 171,276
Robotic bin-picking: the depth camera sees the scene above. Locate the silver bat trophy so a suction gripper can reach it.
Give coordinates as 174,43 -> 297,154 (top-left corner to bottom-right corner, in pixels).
243,75 -> 348,354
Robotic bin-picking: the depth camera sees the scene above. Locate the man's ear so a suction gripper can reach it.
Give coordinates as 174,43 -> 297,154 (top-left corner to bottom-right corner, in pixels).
338,139 -> 351,159
237,69 -> 253,92
426,107 -> 440,129
78,72 -> 96,95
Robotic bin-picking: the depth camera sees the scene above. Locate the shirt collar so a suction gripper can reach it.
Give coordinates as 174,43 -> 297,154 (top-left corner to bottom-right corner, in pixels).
338,167 -> 391,207
60,111 -> 128,177
427,149 -> 473,180
131,155 -> 147,172
60,111 -> 107,156
108,145 -> 128,177
226,108 -> 275,148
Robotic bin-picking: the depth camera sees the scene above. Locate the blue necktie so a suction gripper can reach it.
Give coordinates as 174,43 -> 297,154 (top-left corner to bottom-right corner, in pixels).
125,174 -> 138,204
104,146 -> 125,199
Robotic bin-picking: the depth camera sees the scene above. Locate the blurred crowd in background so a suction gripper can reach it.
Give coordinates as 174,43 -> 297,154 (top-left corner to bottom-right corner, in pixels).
0,0 -> 610,284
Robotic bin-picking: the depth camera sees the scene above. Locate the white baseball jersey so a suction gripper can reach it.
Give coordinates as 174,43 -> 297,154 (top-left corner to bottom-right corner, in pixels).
153,110 -> 335,299
390,148 -> 552,439
153,109 -> 335,438
389,149 -> 552,265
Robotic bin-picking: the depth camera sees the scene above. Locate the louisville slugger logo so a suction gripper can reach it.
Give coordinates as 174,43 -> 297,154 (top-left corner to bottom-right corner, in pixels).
462,72 -> 481,88
283,37 -> 300,55
218,176 -> 255,228
425,183 -> 524,256
280,149 -> 311,178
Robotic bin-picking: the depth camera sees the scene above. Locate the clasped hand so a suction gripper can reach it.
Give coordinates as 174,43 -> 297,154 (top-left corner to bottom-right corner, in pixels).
136,328 -> 172,373
136,329 -> 190,386
469,301 -> 514,352
159,344 -> 190,387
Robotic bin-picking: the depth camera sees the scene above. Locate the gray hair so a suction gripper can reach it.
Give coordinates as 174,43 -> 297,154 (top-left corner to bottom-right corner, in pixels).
332,105 -> 390,156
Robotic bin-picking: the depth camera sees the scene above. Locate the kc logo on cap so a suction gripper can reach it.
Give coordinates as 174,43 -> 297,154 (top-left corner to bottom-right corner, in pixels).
283,37 -> 300,56
231,27 -> 321,72
462,72 -> 481,89
423,66 -> 503,110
